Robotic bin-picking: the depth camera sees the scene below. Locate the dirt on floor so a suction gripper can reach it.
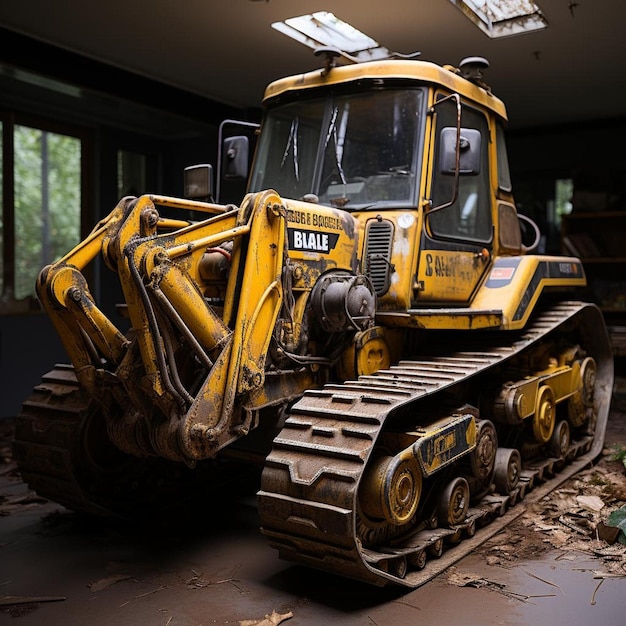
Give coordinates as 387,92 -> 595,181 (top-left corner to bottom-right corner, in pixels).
446,409 -> 626,595
472,451 -> 626,569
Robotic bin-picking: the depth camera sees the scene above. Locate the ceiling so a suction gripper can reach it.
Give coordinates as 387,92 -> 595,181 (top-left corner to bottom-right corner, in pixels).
0,0 -> 624,130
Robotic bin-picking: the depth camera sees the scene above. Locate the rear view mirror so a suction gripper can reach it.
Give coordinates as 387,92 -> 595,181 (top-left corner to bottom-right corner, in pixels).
439,127 -> 481,175
222,135 -> 249,180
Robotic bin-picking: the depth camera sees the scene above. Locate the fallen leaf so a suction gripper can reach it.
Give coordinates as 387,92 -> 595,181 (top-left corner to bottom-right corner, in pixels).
239,610 -> 293,626
607,505 -> 626,540
596,521 -> 621,544
577,495 -> 605,512
447,572 -> 483,587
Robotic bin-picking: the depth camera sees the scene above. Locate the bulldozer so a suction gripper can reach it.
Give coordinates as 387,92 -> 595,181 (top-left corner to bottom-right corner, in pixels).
13,48 -> 614,588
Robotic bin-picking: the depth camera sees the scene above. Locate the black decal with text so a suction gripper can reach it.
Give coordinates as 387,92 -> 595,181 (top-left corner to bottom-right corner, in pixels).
288,228 -> 340,253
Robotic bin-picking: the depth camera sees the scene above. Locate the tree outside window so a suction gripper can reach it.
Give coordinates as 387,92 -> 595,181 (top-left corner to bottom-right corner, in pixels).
1,119 -> 83,312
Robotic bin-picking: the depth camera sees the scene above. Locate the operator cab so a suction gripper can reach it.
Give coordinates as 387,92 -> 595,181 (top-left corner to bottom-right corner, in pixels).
248,85 -> 425,210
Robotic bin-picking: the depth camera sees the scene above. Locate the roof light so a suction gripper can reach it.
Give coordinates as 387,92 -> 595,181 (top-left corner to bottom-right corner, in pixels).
450,0 -> 548,38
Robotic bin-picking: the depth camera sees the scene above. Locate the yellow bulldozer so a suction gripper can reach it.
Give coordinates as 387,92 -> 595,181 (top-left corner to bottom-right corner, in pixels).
14,49 -> 613,587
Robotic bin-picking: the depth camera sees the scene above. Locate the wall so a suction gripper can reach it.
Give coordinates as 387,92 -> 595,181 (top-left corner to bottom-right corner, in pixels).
0,315 -> 67,419
507,119 -> 626,251
0,34 -> 254,419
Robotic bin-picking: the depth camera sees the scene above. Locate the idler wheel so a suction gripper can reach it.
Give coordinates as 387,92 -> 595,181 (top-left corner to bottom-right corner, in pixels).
569,357 -> 597,427
469,419 -> 498,481
580,357 -> 597,404
359,454 -> 422,526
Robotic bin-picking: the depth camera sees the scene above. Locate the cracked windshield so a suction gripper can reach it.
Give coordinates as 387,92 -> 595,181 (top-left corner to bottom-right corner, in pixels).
250,88 -> 424,209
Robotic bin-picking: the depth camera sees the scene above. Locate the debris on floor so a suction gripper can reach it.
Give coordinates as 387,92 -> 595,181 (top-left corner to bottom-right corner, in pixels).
476,447 -> 626,576
88,574 -> 133,592
0,595 -> 66,620
239,610 -> 294,626
0,491 -> 48,516
0,596 -> 66,606
446,570 -> 557,603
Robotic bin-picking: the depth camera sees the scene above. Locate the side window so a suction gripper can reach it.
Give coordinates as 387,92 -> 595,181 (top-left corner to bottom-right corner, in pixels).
496,122 -> 512,192
117,149 -> 147,197
429,99 -> 492,243
249,99 -> 324,200
1,115 -> 88,313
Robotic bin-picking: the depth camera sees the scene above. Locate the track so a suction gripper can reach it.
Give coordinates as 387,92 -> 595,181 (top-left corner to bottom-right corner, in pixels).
12,364 -> 115,515
12,301 -> 614,587
257,301 -> 614,587
12,366 -> 231,518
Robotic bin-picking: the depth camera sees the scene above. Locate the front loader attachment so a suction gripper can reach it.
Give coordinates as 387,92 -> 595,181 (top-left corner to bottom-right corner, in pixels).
35,190 -> 289,464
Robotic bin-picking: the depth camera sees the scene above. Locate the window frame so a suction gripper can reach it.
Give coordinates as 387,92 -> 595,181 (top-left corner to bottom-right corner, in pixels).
428,96 -> 493,245
0,110 -> 93,315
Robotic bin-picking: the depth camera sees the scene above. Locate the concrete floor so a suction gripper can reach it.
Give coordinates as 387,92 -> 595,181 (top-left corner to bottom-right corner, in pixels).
1,403 -> 625,626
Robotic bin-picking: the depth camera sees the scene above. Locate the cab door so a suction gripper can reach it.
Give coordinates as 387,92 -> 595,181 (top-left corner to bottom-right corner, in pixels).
415,96 -> 493,305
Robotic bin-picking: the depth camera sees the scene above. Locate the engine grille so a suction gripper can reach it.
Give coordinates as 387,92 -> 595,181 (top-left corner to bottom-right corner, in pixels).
364,219 -> 394,295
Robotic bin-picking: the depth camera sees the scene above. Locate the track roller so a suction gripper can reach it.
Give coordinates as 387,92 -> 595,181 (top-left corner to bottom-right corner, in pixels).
437,476 -> 470,526
549,419 -> 571,458
493,447 -> 522,495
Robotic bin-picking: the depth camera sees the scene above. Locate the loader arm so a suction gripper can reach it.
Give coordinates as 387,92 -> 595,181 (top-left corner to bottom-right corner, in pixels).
36,190 -> 289,462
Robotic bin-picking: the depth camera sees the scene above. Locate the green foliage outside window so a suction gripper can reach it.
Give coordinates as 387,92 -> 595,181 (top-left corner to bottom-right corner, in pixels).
12,126 -> 81,300
554,178 -> 573,223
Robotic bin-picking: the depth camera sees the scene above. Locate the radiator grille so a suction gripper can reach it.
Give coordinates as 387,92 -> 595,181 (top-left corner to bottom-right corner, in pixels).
364,220 -> 394,295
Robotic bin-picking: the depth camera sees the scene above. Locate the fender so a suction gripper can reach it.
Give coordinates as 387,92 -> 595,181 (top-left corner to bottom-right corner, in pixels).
376,254 -> 586,330
471,255 -> 586,329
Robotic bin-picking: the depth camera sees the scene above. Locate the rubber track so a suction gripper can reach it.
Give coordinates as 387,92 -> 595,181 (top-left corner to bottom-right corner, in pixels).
257,302 -> 614,587
13,365 -> 203,518
12,364 -> 114,515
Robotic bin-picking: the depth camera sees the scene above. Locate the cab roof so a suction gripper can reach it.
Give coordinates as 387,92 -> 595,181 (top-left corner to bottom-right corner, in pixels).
263,59 -> 507,121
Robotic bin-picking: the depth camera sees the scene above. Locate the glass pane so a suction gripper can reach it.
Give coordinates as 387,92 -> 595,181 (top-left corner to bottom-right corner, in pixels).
250,88 -> 423,208
271,12 -> 395,62
14,126 -> 81,299
430,101 -> 492,243
117,150 -> 146,198
317,90 -> 421,207
496,123 -> 512,192
555,178 -> 573,223
249,98 -> 325,201
450,1 -> 547,38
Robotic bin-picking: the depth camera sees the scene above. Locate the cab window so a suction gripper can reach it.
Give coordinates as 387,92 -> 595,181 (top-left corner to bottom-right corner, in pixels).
429,100 -> 492,243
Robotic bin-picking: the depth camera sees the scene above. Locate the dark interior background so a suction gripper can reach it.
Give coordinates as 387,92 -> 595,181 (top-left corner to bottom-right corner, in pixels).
1,2 -> 625,418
